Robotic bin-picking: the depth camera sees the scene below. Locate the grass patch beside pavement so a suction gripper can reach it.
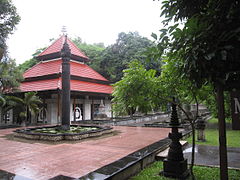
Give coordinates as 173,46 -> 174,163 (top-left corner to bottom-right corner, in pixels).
186,129 -> 240,147
130,161 -> 240,180
186,116 -> 240,147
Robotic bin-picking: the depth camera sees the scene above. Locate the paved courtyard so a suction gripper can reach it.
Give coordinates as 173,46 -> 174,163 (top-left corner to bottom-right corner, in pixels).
0,126 -> 170,180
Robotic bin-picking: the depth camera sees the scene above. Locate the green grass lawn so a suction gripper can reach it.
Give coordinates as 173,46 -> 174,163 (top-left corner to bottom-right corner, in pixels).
186,129 -> 240,147
130,161 -> 240,180
208,117 -> 232,124
131,118 -> 240,180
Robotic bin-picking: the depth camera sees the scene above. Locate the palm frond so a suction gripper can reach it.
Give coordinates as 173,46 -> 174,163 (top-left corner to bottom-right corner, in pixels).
0,95 -> 6,107
6,96 -> 24,105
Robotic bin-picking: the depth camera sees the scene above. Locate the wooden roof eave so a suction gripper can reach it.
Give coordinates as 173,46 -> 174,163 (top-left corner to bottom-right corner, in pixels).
36,52 -> 90,63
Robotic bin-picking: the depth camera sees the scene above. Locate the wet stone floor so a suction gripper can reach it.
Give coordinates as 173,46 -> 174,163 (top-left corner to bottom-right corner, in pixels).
183,144 -> 240,169
0,126 -> 170,180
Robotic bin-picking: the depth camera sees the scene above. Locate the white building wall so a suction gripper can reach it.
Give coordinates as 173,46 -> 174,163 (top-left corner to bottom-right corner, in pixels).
104,100 -> 112,118
41,96 -> 112,125
46,97 -> 58,125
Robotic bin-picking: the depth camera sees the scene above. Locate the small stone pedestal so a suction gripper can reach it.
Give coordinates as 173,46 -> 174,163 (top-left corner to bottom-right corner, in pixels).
161,98 -> 189,179
163,159 -> 189,178
196,116 -> 206,142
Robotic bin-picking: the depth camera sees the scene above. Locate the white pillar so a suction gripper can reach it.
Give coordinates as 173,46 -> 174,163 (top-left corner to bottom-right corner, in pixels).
104,100 -> 112,117
9,109 -> 13,124
70,99 -> 73,122
0,108 -> 2,124
84,97 -> 91,120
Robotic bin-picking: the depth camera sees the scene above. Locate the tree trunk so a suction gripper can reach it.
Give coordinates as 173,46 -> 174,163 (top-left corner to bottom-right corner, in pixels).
190,96 -> 198,180
216,83 -> 228,180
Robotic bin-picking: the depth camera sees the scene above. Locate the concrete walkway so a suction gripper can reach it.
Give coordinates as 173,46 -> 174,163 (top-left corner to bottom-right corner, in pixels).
183,144 -> 240,169
0,126 -> 170,180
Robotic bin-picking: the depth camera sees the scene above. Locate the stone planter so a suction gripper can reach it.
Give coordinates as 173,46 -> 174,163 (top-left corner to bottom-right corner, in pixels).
14,125 -> 113,142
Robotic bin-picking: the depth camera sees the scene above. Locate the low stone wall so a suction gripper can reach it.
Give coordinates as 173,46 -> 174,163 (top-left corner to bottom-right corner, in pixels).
79,113 -> 169,126
13,125 -> 113,142
78,129 -> 191,180
79,138 -> 171,180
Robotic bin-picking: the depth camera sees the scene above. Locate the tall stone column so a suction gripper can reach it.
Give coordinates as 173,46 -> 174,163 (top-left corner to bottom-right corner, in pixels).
61,35 -> 71,130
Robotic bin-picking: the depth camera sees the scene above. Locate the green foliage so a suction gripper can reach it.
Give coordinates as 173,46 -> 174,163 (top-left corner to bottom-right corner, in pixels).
72,37 -> 105,75
201,90 -> 232,118
100,32 -> 158,82
0,94 -> 6,107
131,161 -> 240,180
158,0 -> 240,87
18,47 -> 45,72
74,32 -> 158,83
0,0 -> 20,60
186,129 -> 240,147
112,60 -> 158,116
0,59 -> 23,93
156,55 -> 212,110
18,58 -> 37,72
7,92 -> 42,124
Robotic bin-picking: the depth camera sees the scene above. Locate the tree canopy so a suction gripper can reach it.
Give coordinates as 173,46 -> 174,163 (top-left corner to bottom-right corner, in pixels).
0,0 -> 20,60
0,59 -> 22,94
72,37 -> 105,76
155,1 -> 239,179
112,60 -> 158,116
100,32 -> 159,82
155,0 -> 240,88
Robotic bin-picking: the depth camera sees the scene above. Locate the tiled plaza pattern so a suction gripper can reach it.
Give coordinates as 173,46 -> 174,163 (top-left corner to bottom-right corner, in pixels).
0,126 -> 170,180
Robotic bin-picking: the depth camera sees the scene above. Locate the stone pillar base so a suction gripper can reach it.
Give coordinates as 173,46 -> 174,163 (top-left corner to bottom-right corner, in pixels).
197,129 -> 206,142
161,158 -> 189,179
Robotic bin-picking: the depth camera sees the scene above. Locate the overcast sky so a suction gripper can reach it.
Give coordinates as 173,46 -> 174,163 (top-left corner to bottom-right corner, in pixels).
7,0 -> 163,64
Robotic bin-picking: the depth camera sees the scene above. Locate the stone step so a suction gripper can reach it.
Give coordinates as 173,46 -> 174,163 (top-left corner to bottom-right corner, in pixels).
155,140 -> 188,161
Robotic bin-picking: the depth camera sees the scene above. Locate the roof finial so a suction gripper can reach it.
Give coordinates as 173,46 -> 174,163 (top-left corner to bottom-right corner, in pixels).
61,34 -> 71,59
61,26 -> 67,35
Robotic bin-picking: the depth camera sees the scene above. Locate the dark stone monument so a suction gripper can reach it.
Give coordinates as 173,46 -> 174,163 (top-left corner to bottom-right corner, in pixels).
230,89 -> 240,130
162,98 -> 189,179
61,35 -> 71,130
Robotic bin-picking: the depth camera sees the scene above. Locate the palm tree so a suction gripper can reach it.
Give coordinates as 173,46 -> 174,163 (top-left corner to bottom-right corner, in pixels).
0,94 -> 5,107
8,92 -> 42,126
0,94 -> 5,124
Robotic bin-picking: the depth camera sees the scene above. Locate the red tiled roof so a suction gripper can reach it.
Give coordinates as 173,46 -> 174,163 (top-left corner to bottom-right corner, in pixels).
23,60 -> 62,78
71,80 -> 112,94
20,78 -> 61,92
23,59 -> 108,82
20,78 -> 113,94
71,61 -> 107,81
38,35 -> 88,60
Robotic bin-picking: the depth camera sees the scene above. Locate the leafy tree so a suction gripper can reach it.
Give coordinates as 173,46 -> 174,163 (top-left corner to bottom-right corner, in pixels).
72,37 -> 105,74
154,0 -> 240,179
112,60 -> 157,117
0,59 -> 23,93
156,55 -> 212,177
18,47 -> 45,72
0,0 -> 20,61
0,59 -> 22,124
100,32 -> 158,82
18,58 -> 38,72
